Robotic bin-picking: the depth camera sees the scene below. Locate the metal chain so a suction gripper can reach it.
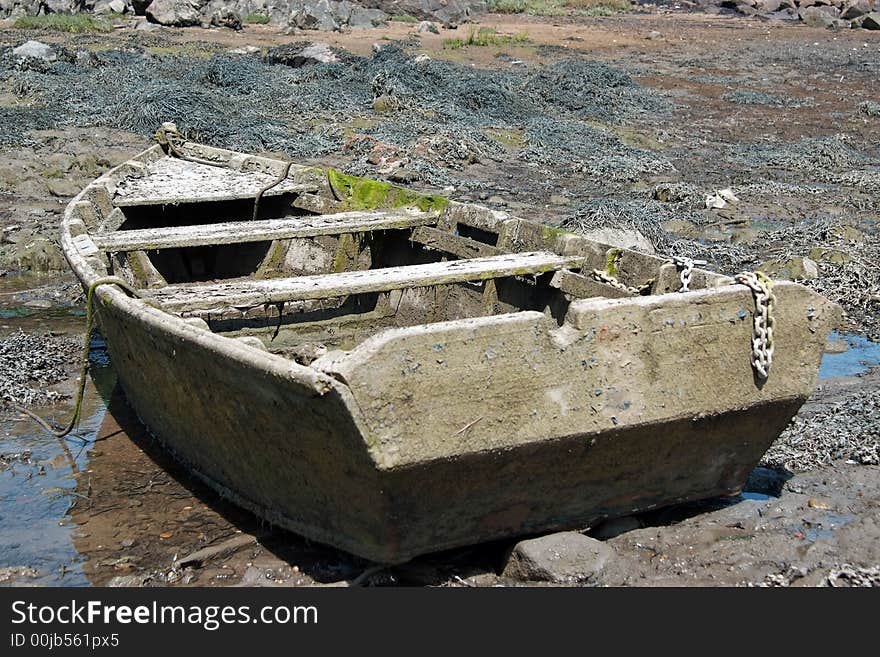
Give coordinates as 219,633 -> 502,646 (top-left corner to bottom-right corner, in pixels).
591,270 -> 641,296
670,256 -> 707,293
734,271 -> 776,380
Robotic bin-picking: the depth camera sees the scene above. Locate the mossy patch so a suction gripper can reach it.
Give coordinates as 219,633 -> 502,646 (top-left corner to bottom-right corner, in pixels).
326,169 -> 449,214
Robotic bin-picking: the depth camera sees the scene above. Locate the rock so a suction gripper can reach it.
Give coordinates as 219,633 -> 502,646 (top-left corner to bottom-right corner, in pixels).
228,45 -> 261,55
289,0 -> 343,30
93,0 -> 130,13
14,237 -> 66,273
646,30 -> 662,39
809,247 -> 851,263
134,18 -> 159,30
840,0 -> 872,18
582,227 -> 656,254
210,7 -> 243,30
758,256 -> 819,280
756,0 -> 784,11
349,5 -> 388,27
371,94 -> 396,112
130,0 -> 152,13
799,4 -> 840,25
145,0 -> 201,26
859,10 -> 880,26
503,532 -> 614,583
267,42 -> 339,67
45,178 -> 81,198
417,20 -> 440,33
361,0 -> 487,25
591,516 -> 641,540
12,40 -> 57,63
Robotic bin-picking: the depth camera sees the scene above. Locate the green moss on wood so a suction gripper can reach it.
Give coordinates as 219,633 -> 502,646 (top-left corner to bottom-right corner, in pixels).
326,169 -> 448,214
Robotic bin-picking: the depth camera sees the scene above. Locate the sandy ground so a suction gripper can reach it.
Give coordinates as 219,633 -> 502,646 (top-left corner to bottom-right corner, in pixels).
0,12 -> 878,586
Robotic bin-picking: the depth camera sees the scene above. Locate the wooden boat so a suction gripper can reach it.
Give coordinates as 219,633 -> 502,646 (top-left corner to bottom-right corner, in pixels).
60,125 -> 839,563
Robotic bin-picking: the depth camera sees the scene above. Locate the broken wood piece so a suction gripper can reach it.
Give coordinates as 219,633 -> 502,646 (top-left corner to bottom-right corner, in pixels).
177,533 -> 259,568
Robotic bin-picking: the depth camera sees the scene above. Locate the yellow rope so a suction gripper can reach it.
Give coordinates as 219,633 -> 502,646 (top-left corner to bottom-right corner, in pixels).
14,276 -> 140,439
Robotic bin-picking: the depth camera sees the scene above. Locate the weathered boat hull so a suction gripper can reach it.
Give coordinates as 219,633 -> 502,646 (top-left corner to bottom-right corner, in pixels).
61,142 -> 840,563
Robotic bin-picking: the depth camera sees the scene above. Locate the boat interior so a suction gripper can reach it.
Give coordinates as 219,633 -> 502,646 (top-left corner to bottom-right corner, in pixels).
73,155 -> 728,365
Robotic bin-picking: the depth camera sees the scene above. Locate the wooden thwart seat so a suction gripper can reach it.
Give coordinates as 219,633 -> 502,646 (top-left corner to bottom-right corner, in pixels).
94,209 -> 439,252
143,251 -> 585,312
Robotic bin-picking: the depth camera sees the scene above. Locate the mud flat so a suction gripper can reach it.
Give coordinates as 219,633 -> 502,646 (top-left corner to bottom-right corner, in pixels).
0,12 -> 878,586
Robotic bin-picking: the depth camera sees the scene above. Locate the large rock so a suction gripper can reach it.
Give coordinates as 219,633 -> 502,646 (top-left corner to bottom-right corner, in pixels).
799,4 -> 840,25
360,0 -> 486,25
12,40 -> 57,62
502,532 -> 614,583
581,227 -> 655,254
265,41 -> 339,66
858,10 -> 880,26
840,0 -> 872,19
146,0 -> 202,26
289,0 -> 341,30
209,6 -> 243,28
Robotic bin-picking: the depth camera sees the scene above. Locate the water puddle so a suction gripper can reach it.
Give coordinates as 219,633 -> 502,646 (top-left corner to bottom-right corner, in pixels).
819,331 -> 880,379
0,337 -> 116,586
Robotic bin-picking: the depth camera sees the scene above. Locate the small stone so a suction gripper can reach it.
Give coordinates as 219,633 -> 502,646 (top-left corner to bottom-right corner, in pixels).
800,4 -> 841,26
808,247 -> 851,263
228,46 -> 261,56
503,532 -> 614,583
646,30 -> 662,39
418,21 -> 440,34
807,497 -> 831,510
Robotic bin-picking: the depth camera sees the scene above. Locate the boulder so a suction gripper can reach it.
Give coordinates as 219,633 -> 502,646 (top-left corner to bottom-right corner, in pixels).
349,5 -> 387,27
799,4 -> 840,25
12,40 -> 57,63
92,0 -> 131,13
840,0 -> 872,18
289,0 -> 341,30
360,0 -> 486,25
209,6 -> 243,29
266,41 -> 339,66
502,532 -> 614,583
145,0 -> 201,26
582,227 -> 655,254
755,0 -> 784,10
417,19 -> 439,33
859,10 -> 880,26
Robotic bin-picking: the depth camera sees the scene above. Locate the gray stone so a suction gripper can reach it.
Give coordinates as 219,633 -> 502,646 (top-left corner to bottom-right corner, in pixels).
591,516 -> 641,540
349,5 -> 387,27
503,532 -> 614,583
289,0 -> 340,30
12,40 -> 57,63
417,20 -> 439,33
799,4 -> 840,25
146,0 -> 201,26
582,227 -> 656,254
287,42 -> 338,66
134,17 -> 159,30
360,0 -> 486,25
840,0 -> 871,18
210,6 -> 243,29
859,10 -> 880,26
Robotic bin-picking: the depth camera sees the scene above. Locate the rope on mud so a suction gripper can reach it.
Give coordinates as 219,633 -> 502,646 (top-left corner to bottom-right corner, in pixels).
14,276 -> 140,440
154,122 -> 292,222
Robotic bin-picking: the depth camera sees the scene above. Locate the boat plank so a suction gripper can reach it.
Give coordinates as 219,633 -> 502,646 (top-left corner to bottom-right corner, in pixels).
94,209 -> 439,252
112,157 -> 319,207
145,251 -> 584,312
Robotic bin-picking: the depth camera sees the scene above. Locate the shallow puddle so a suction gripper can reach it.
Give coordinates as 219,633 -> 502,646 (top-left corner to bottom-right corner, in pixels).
819,331 -> 880,379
